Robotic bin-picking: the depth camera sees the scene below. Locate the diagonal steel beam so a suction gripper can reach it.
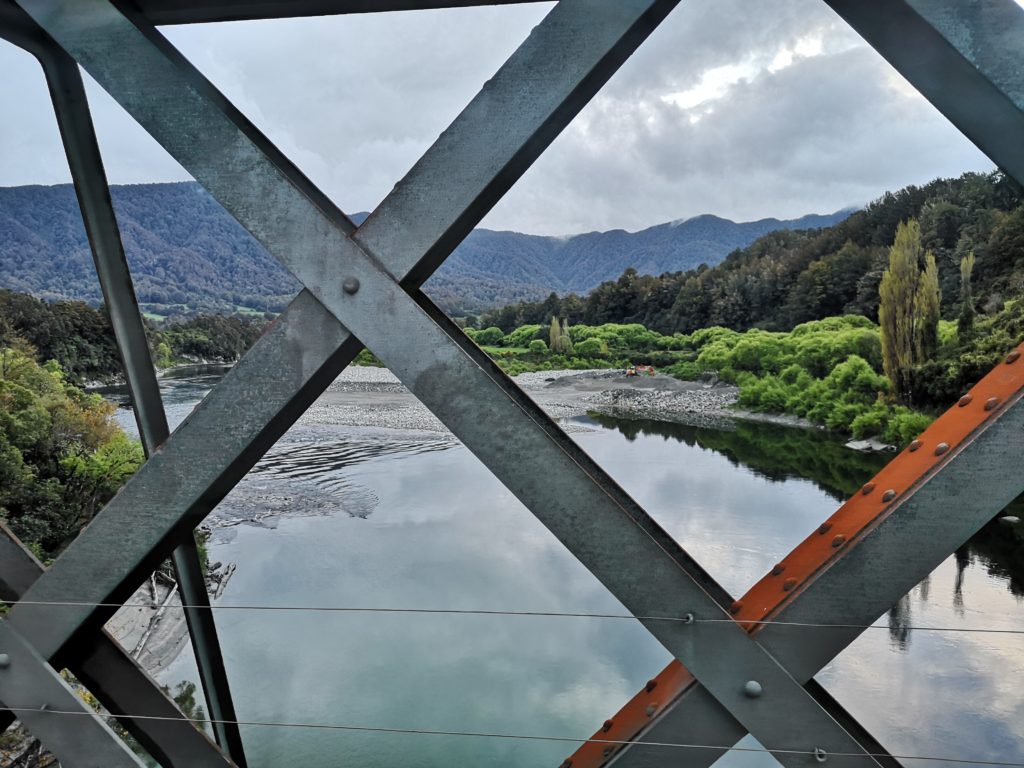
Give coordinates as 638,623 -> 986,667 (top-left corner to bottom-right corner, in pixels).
571,347 -> 1024,767
37,39 -> 247,768
0,617 -> 146,767
0,525 -> 236,767
4,0 -> 678,654
12,2 -> 890,764
0,6 -> 695,760
136,0 -> 551,25
823,0 -> 1024,187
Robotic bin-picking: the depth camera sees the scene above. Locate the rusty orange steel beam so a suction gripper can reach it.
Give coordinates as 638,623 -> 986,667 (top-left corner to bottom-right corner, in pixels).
564,344 -> 1024,767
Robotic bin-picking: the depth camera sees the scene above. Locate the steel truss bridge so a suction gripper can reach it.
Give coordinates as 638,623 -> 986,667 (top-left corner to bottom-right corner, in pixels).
0,1 -> 1023,766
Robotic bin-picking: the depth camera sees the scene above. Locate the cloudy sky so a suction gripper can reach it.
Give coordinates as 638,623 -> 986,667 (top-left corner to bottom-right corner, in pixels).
0,0 -> 1001,235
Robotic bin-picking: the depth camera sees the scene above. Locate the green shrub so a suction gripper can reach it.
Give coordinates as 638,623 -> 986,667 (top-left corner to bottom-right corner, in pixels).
474,327 -> 505,346
528,339 -> 548,355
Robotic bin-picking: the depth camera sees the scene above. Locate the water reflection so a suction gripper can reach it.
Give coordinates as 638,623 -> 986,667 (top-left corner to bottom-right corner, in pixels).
117,379 -> 1024,767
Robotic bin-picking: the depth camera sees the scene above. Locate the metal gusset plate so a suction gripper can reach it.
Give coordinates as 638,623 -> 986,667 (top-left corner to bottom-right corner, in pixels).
8,0 -> 892,766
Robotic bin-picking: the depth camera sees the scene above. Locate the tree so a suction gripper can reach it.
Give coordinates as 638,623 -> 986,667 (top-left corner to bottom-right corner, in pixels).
878,219 -> 941,403
549,316 -> 563,354
958,251 -> 976,337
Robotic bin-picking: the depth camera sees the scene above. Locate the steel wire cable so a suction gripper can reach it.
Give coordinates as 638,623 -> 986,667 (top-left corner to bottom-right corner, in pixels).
2,706 -> 1024,766
6,599 -> 1024,635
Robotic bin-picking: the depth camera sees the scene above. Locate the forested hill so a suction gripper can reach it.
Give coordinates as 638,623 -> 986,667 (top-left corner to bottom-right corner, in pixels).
0,181 -> 849,317
481,171 -> 1024,335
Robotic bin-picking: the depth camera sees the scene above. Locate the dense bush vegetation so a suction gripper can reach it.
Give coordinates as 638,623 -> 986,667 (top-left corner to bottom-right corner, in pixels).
0,339 -> 143,559
0,290 -> 268,384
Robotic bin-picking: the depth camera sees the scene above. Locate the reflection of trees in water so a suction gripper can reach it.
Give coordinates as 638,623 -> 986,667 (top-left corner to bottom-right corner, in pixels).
888,594 -> 913,650
592,413 -> 1024,647
587,413 -> 887,501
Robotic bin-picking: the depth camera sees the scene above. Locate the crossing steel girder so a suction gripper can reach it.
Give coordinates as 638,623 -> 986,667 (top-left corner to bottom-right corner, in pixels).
0,1 -> 1021,767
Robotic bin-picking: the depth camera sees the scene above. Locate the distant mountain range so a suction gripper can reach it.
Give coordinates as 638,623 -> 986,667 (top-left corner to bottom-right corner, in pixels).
0,182 -> 853,317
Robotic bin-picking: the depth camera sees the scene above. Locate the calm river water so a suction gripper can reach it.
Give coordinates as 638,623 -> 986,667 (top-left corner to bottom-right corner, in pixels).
110,370 -> 1024,768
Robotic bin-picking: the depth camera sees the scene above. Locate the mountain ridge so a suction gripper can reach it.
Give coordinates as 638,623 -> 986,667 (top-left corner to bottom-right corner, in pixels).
0,181 -> 852,317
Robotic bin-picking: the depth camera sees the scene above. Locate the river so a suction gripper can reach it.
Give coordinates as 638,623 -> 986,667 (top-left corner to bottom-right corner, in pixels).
107,368 -> 1024,767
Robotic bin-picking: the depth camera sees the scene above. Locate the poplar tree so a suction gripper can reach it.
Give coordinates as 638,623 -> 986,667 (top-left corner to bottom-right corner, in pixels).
958,251 -> 976,337
879,219 -> 941,403
549,316 -> 563,354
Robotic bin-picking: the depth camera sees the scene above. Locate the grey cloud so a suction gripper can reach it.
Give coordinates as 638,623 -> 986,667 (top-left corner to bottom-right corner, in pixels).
0,0 -> 997,236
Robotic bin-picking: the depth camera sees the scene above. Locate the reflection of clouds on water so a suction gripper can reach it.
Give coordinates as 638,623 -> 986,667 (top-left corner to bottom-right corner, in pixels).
823,553 -> 1024,766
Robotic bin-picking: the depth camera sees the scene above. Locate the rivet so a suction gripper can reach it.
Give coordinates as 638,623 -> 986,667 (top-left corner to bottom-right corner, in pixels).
743,680 -> 763,698
342,277 -> 360,295
908,440 -> 922,452
645,679 -> 658,693
682,612 -> 695,625
0,653 -> 10,669
986,397 -> 1000,411
771,564 -> 785,576
817,522 -> 832,534
831,534 -> 846,548
934,442 -> 950,457
783,577 -> 798,592
729,601 -> 743,615
602,720 -> 614,733
814,747 -> 828,763
958,394 -> 973,407
645,703 -> 658,717
882,489 -> 896,502
861,483 -> 875,496
1005,350 -> 1021,364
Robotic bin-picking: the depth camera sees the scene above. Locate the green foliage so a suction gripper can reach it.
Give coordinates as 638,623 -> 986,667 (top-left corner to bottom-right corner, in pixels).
0,289 -> 270,384
0,342 -> 143,557
473,326 -> 505,346
527,339 -> 548,354
958,251 -> 976,337
879,220 -> 941,402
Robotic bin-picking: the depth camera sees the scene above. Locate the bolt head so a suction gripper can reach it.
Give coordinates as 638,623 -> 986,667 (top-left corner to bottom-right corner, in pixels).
0,653 -> 9,669
908,440 -> 922,452
817,522 -> 832,534
771,564 -> 785,576
1005,350 -> 1021,364
743,680 -> 763,698
645,703 -> 658,717
342,277 -> 360,295
958,394 -> 973,407
934,442 -> 950,457
814,747 -> 828,763
860,483 -> 875,495
782,577 -> 798,592
985,396 -> 1000,411
602,719 -> 614,733
831,534 -> 846,548
882,489 -> 896,502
